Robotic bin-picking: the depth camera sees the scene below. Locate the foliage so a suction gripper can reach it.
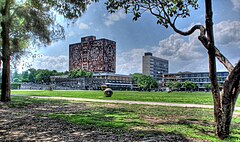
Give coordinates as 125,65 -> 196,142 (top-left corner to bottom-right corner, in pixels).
166,81 -> 182,91
0,0 -> 99,102
182,81 -> 197,91
12,68 -> 67,83
204,83 -> 211,90
131,73 -> 158,90
106,0 -> 198,28
68,69 -> 93,78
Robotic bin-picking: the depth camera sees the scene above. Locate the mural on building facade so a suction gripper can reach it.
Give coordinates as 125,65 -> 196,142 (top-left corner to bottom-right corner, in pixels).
69,36 -> 116,73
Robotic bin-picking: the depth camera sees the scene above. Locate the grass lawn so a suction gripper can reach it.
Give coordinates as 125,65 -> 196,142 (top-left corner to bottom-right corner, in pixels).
11,90 -> 240,106
7,96 -> 240,142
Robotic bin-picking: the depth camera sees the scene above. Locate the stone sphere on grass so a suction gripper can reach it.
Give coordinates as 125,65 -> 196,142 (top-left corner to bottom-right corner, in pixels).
104,88 -> 113,97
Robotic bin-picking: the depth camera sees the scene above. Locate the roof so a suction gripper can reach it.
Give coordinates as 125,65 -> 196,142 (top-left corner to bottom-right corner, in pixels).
93,73 -> 131,78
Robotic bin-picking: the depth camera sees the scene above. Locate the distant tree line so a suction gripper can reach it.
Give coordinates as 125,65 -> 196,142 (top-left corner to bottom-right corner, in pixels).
165,81 -> 198,92
12,68 -> 94,84
12,68 -> 68,83
68,69 -> 93,78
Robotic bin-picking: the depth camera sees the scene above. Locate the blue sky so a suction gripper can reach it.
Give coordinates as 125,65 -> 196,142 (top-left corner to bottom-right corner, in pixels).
20,0 -> 240,74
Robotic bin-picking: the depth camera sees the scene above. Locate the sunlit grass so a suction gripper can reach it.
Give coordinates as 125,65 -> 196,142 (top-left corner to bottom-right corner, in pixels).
5,96 -> 240,141
48,102 -> 240,142
12,90 -> 240,106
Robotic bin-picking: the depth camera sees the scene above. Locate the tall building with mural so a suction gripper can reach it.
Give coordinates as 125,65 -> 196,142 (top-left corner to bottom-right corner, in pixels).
69,36 -> 116,73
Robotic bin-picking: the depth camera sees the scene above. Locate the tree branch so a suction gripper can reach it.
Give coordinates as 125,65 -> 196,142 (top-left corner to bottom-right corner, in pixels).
198,35 -> 234,72
171,24 -> 206,36
215,48 -> 234,72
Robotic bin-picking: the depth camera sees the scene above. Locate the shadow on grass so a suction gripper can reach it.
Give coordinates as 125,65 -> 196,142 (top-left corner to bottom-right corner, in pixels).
48,107 -> 194,141
0,106 -> 191,141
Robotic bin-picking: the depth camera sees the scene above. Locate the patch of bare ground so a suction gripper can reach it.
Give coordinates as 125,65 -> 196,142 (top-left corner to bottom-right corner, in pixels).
0,102 -> 195,142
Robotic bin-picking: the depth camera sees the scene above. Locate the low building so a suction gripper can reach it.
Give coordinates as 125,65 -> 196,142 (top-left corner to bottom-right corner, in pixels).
93,73 -> 133,90
163,71 -> 229,90
50,73 -> 133,90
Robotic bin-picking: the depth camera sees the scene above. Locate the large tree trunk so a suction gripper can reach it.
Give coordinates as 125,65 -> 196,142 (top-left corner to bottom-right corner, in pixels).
205,0 -> 240,139
216,61 -> 240,139
1,0 -> 11,102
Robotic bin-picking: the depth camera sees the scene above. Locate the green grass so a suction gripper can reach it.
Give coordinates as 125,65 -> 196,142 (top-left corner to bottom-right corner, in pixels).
11,90 -> 240,106
7,96 -> 70,108
5,96 -> 240,141
48,102 -> 240,142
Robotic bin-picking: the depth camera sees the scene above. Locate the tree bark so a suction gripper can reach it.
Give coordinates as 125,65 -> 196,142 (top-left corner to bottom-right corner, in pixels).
205,0 -> 221,121
217,61 -> 240,139
205,0 -> 240,139
1,0 -> 11,102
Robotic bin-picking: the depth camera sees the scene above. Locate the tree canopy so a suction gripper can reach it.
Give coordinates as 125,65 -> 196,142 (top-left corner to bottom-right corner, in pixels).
0,0 -> 98,102
131,73 -> 158,90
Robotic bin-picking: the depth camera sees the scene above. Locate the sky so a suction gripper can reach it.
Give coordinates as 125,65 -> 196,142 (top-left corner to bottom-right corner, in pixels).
19,0 -> 240,74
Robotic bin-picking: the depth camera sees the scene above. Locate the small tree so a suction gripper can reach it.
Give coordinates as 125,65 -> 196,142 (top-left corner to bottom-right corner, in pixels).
204,83 -> 211,91
131,73 -> 158,90
182,81 -> 197,92
106,0 -> 240,139
173,82 -> 182,91
165,81 -> 174,91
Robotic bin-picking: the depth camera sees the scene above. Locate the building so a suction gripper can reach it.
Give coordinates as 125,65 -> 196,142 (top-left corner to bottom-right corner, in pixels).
93,73 -> 133,90
69,36 -> 116,73
50,73 -> 132,90
163,71 -> 229,90
142,52 -> 169,82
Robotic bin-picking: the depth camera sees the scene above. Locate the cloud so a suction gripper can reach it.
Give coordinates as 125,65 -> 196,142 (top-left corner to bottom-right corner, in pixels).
79,23 -> 90,30
33,55 -> 68,72
214,20 -> 240,46
117,48 -> 146,74
231,0 -> 240,11
154,34 -> 203,60
116,20 -> 240,74
66,31 -> 77,38
104,10 -> 126,26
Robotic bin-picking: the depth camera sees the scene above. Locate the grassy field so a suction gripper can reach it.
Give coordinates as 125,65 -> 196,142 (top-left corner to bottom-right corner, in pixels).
6,96 -> 240,142
11,90 -> 240,106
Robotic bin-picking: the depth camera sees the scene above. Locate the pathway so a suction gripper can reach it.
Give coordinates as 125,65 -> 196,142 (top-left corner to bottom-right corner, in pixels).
29,96 -> 240,111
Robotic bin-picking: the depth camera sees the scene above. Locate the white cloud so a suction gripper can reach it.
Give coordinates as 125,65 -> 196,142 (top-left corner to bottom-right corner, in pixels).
79,23 -> 90,30
33,55 -> 68,72
66,31 -> 77,38
117,48 -> 146,74
116,20 -> 240,74
214,20 -> 240,46
231,0 -> 240,11
104,10 -> 126,26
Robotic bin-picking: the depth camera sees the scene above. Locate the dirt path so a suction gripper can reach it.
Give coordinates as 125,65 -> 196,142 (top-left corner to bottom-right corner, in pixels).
29,96 -> 240,111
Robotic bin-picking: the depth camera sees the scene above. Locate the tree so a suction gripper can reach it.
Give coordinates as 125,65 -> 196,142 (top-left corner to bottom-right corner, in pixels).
131,73 -> 158,90
165,81 -> 174,91
204,83 -> 211,91
166,81 -> 182,91
0,0 -> 98,102
106,0 -> 240,139
182,81 -> 197,92
173,81 -> 182,91
69,69 -> 93,78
